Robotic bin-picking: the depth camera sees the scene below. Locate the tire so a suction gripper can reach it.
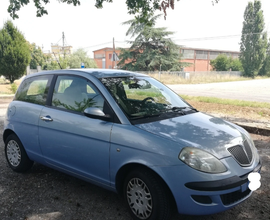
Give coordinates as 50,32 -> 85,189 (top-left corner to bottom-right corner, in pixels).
5,134 -> 33,172
123,169 -> 172,220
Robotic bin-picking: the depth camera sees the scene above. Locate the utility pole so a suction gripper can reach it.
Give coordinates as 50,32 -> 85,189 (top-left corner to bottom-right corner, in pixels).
62,32 -> 66,58
113,37 -> 115,69
62,32 -> 65,47
111,37 -> 119,69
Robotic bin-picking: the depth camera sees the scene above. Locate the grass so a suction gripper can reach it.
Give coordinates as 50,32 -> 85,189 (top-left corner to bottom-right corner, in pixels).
180,94 -> 270,109
0,79 -> 22,94
148,72 -> 268,84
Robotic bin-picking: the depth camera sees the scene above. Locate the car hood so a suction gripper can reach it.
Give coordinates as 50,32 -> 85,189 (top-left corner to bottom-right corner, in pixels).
135,112 -> 243,159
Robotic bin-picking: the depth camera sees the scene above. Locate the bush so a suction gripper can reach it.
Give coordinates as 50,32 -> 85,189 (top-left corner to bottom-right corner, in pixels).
9,83 -> 18,94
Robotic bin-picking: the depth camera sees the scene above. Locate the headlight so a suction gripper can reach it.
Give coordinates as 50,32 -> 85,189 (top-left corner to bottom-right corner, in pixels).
179,147 -> 227,173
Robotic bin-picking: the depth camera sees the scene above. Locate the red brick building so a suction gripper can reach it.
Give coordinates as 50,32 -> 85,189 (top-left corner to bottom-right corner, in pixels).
93,47 -> 121,69
93,47 -> 240,71
181,47 -> 240,72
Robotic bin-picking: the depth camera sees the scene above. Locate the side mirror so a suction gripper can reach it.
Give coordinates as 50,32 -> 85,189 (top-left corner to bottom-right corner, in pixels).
84,107 -> 111,121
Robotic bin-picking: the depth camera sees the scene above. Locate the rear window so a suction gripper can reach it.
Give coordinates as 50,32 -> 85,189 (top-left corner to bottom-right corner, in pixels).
15,75 -> 53,105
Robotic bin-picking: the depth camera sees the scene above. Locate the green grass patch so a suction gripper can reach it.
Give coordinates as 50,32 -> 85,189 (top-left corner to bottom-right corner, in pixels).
180,94 -> 270,108
9,83 -> 17,94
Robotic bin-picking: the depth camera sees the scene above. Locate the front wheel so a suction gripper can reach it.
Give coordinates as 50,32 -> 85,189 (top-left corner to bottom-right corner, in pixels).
5,134 -> 33,172
123,169 -> 172,220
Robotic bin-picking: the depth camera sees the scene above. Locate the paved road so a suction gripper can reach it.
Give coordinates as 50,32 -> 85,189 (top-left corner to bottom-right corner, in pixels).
167,78 -> 270,103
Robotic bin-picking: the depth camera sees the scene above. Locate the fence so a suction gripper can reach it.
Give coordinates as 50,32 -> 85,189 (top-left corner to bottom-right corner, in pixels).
137,71 -> 242,78
26,66 -> 42,75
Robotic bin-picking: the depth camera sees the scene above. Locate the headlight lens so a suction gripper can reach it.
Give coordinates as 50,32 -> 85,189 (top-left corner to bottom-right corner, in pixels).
179,147 -> 227,173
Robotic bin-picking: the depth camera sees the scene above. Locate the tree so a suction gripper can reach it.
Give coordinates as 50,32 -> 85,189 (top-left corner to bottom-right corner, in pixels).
8,0 -> 220,24
43,48 -> 97,70
0,20 -> 31,83
122,14 -> 162,38
210,54 -> 227,71
239,0 -> 267,78
210,54 -> 243,71
43,54 -> 68,70
29,43 -> 46,69
118,16 -> 188,71
258,39 -> 270,76
228,57 -> 243,71
68,48 -> 97,68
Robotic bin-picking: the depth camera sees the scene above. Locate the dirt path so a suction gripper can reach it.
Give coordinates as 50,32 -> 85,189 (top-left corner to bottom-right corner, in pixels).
188,100 -> 270,122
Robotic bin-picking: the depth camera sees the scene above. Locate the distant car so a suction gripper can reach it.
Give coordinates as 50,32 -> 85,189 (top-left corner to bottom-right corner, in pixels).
3,69 -> 261,220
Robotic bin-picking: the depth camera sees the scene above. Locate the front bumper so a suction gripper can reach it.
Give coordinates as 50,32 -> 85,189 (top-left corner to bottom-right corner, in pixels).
156,160 -> 262,215
184,162 -> 261,210
185,161 -> 261,192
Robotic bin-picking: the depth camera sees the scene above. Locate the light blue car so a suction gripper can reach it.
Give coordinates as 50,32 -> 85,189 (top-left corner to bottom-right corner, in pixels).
3,69 -> 261,220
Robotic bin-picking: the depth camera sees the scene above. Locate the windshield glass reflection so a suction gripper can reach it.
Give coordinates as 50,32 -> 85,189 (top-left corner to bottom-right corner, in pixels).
101,76 -> 195,122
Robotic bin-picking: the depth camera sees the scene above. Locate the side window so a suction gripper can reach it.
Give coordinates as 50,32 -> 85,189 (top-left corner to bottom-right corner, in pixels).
52,75 -> 105,112
15,75 -> 52,105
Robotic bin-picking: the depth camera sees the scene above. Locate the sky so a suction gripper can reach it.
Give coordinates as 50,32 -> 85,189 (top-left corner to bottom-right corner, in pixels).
1,0 -> 270,58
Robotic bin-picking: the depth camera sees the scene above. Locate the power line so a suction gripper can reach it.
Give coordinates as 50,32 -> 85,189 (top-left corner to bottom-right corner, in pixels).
174,32 -> 270,42
80,31 -> 270,52
82,41 -> 112,49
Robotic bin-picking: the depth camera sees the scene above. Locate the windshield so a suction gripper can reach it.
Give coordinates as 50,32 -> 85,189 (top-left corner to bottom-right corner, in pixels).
101,76 -> 196,123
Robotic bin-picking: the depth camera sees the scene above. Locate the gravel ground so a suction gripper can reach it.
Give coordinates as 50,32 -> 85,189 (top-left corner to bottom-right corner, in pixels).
0,98 -> 270,220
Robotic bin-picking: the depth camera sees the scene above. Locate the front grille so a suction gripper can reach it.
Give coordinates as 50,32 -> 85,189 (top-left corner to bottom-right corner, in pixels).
243,140 -> 253,161
220,188 -> 251,206
227,140 -> 253,166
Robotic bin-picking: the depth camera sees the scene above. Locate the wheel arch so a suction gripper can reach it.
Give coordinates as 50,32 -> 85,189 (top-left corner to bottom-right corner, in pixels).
3,129 -> 16,143
115,163 -> 177,209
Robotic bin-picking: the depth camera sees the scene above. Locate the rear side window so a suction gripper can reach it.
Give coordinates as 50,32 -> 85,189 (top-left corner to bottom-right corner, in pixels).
52,75 -> 104,112
15,75 -> 53,105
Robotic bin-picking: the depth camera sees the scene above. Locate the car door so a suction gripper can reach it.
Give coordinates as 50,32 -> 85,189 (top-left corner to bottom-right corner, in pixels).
38,75 -> 113,186
9,75 -> 53,160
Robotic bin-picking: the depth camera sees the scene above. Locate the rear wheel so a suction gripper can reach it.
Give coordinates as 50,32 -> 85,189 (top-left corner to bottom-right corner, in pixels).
5,134 -> 33,172
123,169 -> 172,220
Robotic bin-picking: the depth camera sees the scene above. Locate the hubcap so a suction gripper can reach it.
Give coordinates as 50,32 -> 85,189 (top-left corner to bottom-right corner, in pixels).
7,140 -> 21,167
126,177 -> 152,219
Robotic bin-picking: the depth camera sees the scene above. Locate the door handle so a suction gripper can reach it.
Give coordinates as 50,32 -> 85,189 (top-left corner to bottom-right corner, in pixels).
40,116 -> 53,122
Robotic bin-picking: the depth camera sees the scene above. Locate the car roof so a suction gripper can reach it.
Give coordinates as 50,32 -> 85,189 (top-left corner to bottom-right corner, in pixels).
26,69 -> 148,79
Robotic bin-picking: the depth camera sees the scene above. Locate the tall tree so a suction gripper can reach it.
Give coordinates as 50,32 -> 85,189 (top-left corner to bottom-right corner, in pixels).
118,17 -> 188,71
239,0 -> 267,78
8,0 -> 220,24
122,14 -> 162,38
0,20 -> 31,83
68,48 -> 97,68
258,39 -> 270,76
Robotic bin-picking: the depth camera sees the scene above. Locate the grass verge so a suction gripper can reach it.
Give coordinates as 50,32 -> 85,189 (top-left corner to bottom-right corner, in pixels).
149,73 -> 268,84
180,94 -> 270,109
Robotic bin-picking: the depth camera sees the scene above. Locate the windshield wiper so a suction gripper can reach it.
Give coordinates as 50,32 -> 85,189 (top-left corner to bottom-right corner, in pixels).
130,113 -> 162,120
166,106 -> 198,114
